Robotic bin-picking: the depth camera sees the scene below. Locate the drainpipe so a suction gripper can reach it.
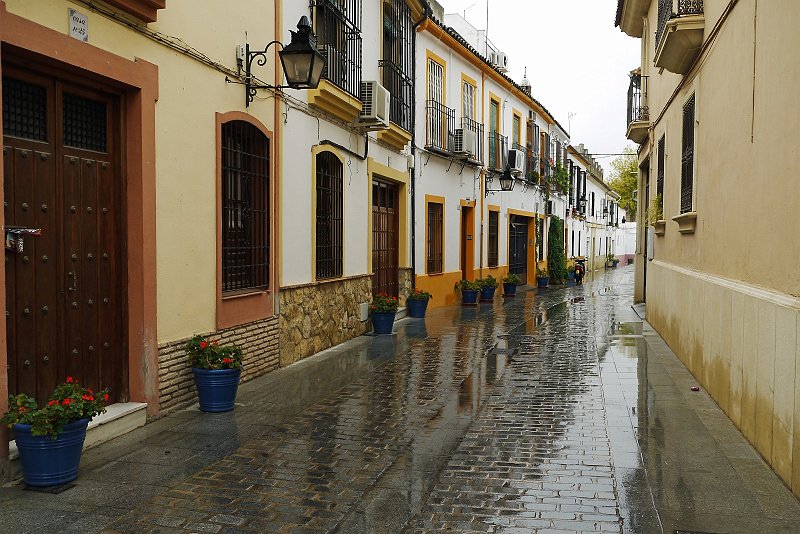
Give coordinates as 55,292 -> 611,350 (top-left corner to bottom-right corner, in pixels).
410,3 -> 431,289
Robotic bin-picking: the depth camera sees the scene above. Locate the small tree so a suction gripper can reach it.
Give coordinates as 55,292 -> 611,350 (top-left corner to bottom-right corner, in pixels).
608,146 -> 638,221
547,216 -> 567,284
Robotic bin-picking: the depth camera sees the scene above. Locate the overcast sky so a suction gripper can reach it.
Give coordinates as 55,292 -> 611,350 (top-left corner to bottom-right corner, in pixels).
436,0 -> 639,175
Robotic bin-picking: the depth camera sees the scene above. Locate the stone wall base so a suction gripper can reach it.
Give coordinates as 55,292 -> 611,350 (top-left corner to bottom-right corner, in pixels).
398,267 -> 413,306
279,275 -> 372,367
157,316 -> 280,414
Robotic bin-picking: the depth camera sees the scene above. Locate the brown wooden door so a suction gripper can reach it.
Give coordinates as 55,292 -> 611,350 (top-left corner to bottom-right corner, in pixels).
3,69 -> 125,404
372,179 -> 398,297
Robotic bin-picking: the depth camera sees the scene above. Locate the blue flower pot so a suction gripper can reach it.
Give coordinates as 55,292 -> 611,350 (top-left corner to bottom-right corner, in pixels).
461,289 -> 479,306
193,367 -> 241,412
13,418 -> 89,487
480,287 -> 497,302
503,282 -> 517,297
371,310 -> 396,334
406,299 -> 429,318
537,276 -> 549,288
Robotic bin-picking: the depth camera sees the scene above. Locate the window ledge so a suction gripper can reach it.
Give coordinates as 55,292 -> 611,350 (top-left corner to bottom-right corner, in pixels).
377,122 -> 412,151
653,220 -> 666,236
672,212 -> 697,234
308,80 -> 363,123
103,0 -> 166,23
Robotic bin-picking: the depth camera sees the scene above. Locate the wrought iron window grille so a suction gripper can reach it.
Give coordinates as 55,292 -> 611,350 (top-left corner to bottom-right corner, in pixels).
627,74 -> 650,126
425,100 -> 456,154
311,0 -> 363,98
380,0 -> 413,132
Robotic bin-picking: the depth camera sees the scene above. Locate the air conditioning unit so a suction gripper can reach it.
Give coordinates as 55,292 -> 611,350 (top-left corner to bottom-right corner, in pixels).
453,128 -> 477,159
508,148 -> 525,175
497,52 -> 509,73
356,81 -> 390,130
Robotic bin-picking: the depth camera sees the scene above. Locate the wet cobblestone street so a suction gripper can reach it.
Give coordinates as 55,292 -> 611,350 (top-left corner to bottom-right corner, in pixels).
3,267 -> 800,533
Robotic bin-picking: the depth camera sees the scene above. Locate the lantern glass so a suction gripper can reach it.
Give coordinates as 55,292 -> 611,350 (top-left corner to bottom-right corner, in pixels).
499,174 -> 515,192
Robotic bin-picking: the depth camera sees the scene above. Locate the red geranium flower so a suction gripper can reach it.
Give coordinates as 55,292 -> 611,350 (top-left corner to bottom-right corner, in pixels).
62,398 -> 71,405
200,341 -> 208,349
222,357 -> 233,364
82,395 -> 94,401
103,393 -> 110,402
48,400 -> 59,406
66,376 -> 74,383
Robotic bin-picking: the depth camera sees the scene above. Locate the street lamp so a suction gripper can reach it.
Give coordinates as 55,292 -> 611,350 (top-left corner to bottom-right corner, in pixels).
241,16 -> 326,107
485,167 -> 515,197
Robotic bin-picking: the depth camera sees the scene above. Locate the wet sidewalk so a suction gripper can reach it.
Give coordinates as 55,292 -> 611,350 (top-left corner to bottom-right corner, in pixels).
1,267 -> 799,533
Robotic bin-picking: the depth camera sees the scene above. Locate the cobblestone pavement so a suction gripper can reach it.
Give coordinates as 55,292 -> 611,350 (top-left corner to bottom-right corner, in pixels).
3,267 -> 800,533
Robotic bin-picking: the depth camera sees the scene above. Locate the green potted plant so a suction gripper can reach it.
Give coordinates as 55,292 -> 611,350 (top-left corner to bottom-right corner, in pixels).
606,252 -> 619,269
370,293 -> 399,334
502,272 -> 521,297
187,336 -> 244,413
2,377 -> 109,487
478,275 -> 499,302
455,279 -> 481,306
536,266 -> 549,288
406,288 -> 432,318
567,264 -> 576,284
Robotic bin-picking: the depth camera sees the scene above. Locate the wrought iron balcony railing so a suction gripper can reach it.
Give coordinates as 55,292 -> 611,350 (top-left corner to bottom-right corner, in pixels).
627,74 -> 649,126
461,117 -> 484,164
656,0 -> 704,47
425,100 -> 456,153
380,60 -> 412,132
488,131 -> 508,172
315,0 -> 363,98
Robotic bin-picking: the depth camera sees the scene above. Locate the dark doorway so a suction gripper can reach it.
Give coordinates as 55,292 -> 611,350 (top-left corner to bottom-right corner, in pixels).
509,215 -> 528,284
372,179 -> 398,297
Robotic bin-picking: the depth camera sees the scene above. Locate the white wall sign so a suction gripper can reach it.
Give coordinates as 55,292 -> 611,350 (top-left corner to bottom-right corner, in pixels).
68,8 -> 88,42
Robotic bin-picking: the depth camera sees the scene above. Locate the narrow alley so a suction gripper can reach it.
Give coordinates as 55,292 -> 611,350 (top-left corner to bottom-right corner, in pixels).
1,267 -> 797,533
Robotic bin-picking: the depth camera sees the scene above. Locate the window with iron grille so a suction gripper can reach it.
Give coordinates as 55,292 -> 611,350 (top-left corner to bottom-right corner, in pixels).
488,210 -> 499,268
380,0 -> 412,131
316,151 -> 344,279
313,0 -> 363,98
657,134 -> 665,213
681,94 -> 695,213
426,202 -> 443,274
221,121 -> 271,292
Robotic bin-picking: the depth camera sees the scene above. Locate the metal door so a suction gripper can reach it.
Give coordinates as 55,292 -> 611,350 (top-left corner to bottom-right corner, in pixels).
372,179 -> 398,297
508,215 -> 528,285
3,70 -> 125,403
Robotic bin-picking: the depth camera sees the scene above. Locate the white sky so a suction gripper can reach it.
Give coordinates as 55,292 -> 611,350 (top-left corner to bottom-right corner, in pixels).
436,0 -> 639,174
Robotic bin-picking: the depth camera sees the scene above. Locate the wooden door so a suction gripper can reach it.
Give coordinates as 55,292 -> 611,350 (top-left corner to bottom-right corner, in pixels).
372,179 -> 398,297
3,69 -> 125,404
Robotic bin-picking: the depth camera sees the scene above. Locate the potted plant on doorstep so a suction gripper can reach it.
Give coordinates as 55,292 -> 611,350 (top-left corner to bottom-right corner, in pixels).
187,336 -> 244,413
479,275 -> 499,302
455,279 -> 481,306
406,288 -> 432,318
370,294 -> 399,334
502,273 -> 521,297
2,377 -> 109,487
536,267 -> 549,288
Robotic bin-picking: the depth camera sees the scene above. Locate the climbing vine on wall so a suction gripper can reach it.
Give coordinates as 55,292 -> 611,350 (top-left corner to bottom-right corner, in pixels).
547,216 -> 567,284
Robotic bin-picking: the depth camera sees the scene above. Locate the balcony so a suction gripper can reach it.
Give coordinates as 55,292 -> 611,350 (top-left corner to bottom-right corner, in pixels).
458,117 -> 484,164
654,0 -> 705,75
616,0 -> 652,38
523,147 -> 540,185
626,73 -> 649,144
425,100 -> 456,154
487,132 -> 508,172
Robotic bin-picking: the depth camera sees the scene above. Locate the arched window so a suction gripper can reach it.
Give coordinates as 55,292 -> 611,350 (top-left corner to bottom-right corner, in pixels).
221,120 -> 270,292
316,151 -> 343,279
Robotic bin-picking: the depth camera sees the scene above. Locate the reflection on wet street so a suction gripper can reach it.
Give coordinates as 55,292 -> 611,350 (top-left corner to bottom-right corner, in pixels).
3,267 -> 800,533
